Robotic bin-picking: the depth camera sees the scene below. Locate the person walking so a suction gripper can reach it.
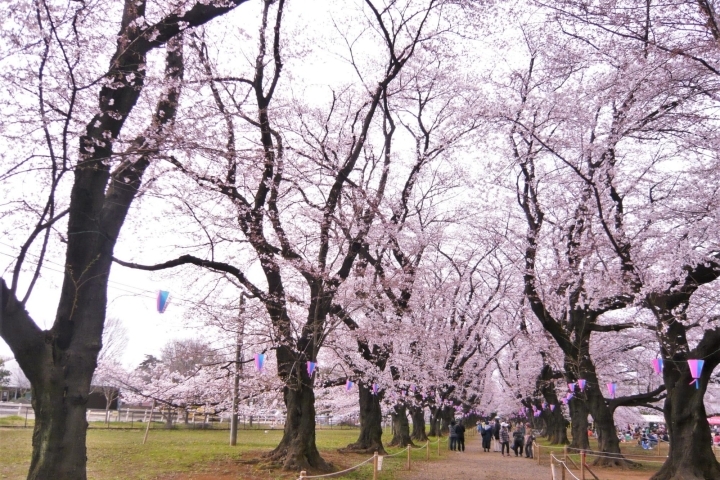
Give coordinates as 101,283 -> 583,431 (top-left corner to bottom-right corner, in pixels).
481,422 -> 493,452
500,423 -> 510,456
456,421 -> 466,452
493,418 -> 501,452
449,420 -> 458,451
524,423 -> 535,458
512,425 -> 524,456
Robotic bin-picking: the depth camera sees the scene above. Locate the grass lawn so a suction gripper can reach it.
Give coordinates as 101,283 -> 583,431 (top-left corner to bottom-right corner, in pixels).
0,427 -> 444,480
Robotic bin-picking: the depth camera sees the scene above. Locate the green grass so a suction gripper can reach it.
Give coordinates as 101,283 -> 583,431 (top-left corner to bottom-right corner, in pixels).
0,427 -> 446,480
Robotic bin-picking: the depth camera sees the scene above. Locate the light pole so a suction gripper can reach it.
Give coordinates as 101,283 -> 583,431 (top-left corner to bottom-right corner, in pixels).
230,293 -> 247,446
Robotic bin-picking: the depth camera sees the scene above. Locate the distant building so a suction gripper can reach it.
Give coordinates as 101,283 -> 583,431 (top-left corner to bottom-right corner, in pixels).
0,385 -> 31,403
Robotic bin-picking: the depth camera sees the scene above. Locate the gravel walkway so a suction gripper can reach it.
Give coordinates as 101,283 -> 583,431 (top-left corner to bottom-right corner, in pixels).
397,436 -> 551,480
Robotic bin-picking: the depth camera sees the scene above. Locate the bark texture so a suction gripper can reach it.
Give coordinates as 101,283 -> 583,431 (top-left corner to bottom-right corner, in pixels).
341,383 -> 386,454
410,406 -> 428,442
388,404 -> 414,447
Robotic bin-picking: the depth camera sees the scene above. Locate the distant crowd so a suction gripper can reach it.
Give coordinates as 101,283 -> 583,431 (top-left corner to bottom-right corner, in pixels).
447,418 -> 535,458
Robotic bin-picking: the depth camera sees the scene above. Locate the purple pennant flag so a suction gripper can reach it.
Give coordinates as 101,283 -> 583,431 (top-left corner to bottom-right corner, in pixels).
542,402 -> 548,410
577,379 -> 587,391
254,353 -> 265,372
568,382 -> 576,392
372,384 -> 379,395
607,382 -> 617,399
567,393 -> 574,401
410,385 -> 416,393
550,405 -> 556,411
688,359 -> 704,389
157,290 -> 170,313
346,379 -> 354,392
561,398 -> 568,405
652,358 -> 664,375
307,361 -> 317,376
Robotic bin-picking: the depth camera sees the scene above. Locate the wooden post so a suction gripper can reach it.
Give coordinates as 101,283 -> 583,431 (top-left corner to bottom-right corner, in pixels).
564,445 -> 568,465
143,400 -> 155,445
373,451 -> 378,480
299,471 -> 306,480
24,407 -> 28,428
561,456 -> 566,480
426,441 -> 430,460
580,450 -> 586,480
537,444 -> 540,465
406,445 -> 411,470
438,437 -> 440,456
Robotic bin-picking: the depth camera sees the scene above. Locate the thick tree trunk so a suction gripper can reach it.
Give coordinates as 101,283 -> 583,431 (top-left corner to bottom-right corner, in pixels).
26,363 -> 92,480
410,406 -> 428,442
388,404 -> 414,447
651,367 -> 720,479
568,398 -> 590,450
543,409 -> 569,445
587,393 -> 625,467
341,383 -> 385,454
267,380 -> 329,471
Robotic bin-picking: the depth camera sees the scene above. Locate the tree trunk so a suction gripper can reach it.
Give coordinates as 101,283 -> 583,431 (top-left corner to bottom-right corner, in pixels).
410,406 -> 428,442
341,383 -> 385,454
587,392 -> 625,467
267,379 -> 329,471
650,366 -> 720,479
568,398 -> 589,450
440,406 -> 454,436
428,406 -> 442,437
543,409 -> 569,445
388,404 -> 414,447
25,363 -> 92,480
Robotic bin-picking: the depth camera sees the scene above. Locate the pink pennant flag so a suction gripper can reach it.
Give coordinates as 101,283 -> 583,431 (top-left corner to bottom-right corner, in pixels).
345,379 -> 354,392
568,382 -> 576,392
607,382 -> 617,399
688,359 -> 704,389
307,361 -> 317,376
577,379 -> 587,391
652,358 -> 663,375
254,353 -> 265,372
550,405 -> 556,411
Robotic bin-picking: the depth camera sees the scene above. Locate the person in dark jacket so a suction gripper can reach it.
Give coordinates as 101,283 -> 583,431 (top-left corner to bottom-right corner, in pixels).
449,420 -> 458,451
456,422 -> 466,452
481,422 -> 493,451
512,426 -> 524,456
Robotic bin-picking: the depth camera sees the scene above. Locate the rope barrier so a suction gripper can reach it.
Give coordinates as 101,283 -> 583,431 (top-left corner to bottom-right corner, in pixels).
384,446 -> 411,457
411,441 -> 430,449
296,456 -> 375,479
564,446 -> 668,461
550,454 -> 581,480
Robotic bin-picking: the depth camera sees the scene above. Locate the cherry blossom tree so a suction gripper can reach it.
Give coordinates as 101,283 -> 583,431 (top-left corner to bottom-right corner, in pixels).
0,1 -> 247,477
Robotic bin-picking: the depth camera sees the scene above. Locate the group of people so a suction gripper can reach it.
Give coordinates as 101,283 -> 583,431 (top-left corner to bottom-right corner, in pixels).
477,418 -> 535,458
448,420 -> 467,451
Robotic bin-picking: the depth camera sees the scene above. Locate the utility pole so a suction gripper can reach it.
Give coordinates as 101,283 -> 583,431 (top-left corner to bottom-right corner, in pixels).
230,293 -> 246,446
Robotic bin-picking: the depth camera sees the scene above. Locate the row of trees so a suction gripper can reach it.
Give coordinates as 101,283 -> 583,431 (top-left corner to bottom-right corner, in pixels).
2,0 -> 720,479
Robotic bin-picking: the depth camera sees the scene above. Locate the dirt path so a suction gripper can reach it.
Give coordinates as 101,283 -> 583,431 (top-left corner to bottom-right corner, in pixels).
397,437 -> 551,480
